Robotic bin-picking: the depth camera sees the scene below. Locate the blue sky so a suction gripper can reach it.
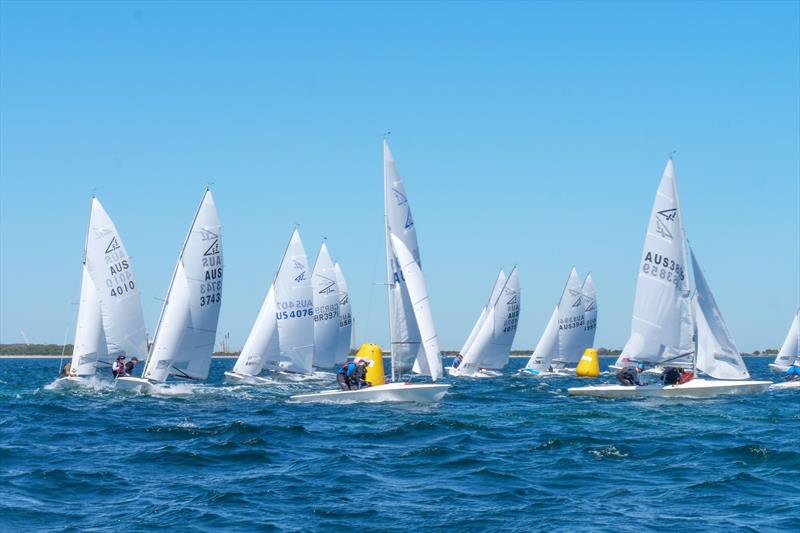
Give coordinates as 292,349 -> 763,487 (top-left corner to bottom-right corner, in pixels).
1,1 -> 798,352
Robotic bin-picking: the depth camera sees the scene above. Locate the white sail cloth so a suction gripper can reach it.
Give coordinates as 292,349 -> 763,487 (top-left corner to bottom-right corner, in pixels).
311,243 -> 340,369
384,140 -> 424,376
457,268 -> 520,375
389,234 -> 443,381
580,274 -> 597,353
143,190 -> 223,382
71,198 -> 147,376
526,267 -> 585,371
691,249 -> 750,380
334,262 -> 352,361
618,159 -> 690,367
775,311 -> 800,367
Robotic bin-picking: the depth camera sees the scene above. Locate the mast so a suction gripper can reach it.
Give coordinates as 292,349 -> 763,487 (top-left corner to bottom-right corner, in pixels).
383,140 -> 397,383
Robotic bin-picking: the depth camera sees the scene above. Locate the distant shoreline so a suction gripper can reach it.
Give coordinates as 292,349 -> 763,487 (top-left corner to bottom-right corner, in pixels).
0,354 -> 776,360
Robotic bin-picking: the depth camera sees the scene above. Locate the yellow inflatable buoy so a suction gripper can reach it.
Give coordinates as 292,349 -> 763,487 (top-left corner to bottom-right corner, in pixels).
354,343 -> 386,386
576,348 -> 600,378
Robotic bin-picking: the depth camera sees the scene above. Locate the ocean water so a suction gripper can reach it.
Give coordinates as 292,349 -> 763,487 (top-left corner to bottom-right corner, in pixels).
0,357 -> 797,533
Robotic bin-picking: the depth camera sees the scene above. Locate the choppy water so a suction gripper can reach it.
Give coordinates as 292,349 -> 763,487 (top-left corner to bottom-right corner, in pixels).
1,357 -> 797,532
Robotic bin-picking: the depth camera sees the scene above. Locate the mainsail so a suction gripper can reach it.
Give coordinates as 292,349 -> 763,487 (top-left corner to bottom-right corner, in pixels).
459,270 -> 506,364
311,243 -> 340,369
143,190 -> 223,382
691,249 -> 750,380
334,262 -> 353,361
580,273 -> 597,353
618,159 -> 690,367
389,234 -> 443,381
458,267 -> 520,374
525,267 -> 585,371
231,284 -> 278,376
263,229 -> 315,374
71,197 -> 147,376
774,310 -> 800,367
384,140 -> 424,377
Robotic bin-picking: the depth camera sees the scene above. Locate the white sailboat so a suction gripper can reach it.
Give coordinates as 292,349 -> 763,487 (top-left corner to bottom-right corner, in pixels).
581,273 -> 598,355
569,160 -> 770,398
291,140 -> 449,403
116,190 -> 223,392
448,267 -> 520,377
225,229 -> 315,384
310,243 -> 340,369
334,262 -> 353,360
55,197 -> 148,387
769,310 -> 799,373
522,267 -> 586,377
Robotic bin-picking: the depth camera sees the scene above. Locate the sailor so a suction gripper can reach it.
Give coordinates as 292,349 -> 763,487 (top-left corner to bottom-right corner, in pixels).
678,369 -> 694,384
354,359 -> 372,389
337,360 -> 357,390
452,354 -> 464,369
785,360 -> 800,381
660,367 -> 681,386
124,357 -> 139,377
616,363 -> 644,386
59,362 -> 72,378
112,355 -> 126,378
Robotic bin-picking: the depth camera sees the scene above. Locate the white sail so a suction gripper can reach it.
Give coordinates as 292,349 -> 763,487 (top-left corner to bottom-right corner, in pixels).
691,250 -> 749,380
70,265 -> 108,375
334,262 -> 352,362
311,243 -> 340,369
458,268 -> 520,374
525,268 -> 584,370
143,190 -> 223,382
384,140 -> 424,376
775,311 -> 800,367
618,159 -> 690,367
460,270 -> 506,358
389,234 -> 443,381
525,306 -> 558,371
231,284 -> 278,376
481,266 -> 521,370
263,229 -> 315,374
84,198 -> 148,364
581,273 -> 597,352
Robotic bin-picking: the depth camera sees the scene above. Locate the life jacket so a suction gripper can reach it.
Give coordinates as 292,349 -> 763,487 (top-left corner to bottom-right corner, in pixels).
678,371 -> 694,384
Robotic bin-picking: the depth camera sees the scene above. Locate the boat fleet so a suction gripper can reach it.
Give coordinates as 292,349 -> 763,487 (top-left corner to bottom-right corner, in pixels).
52,142 -> 800,401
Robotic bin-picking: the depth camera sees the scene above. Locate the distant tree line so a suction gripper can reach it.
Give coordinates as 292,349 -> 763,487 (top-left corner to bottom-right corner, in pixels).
1,344 -> 74,355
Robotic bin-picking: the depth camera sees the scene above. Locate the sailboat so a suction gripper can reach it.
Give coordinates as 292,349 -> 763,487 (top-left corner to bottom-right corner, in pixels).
522,267 -> 586,377
448,267 -> 521,377
116,190 -> 223,392
224,229 -> 315,384
291,140 -> 449,402
769,310 -> 799,372
311,243 -> 341,370
54,197 -> 148,387
568,160 -> 770,398
581,273 -> 598,355
334,262 -> 353,359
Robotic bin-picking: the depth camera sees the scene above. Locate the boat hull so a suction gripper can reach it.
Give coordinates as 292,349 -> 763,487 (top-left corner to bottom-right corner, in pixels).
114,376 -> 153,393
290,382 -> 450,403
50,376 -> 90,389
768,364 -> 790,373
519,368 -> 574,378
567,378 -> 772,399
446,367 -> 502,378
223,371 -> 274,385
769,380 -> 800,390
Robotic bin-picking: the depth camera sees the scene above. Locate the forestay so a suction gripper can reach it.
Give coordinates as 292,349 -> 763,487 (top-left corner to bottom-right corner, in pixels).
384,140 -> 424,377
263,229 -> 315,374
691,249 -> 749,380
143,190 -> 223,382
311,243 -> 340,369
774,311 -> 800,367
618,159 -> 690,367
389,234 -> 443,381
334,262 -> 352,361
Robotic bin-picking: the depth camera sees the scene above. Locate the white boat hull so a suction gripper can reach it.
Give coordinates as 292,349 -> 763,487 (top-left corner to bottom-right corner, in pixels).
519,368 -> 573,378
223,371 -> 274,385
768,363 -> 790,373
446,367 -> 501,378
49,376 -> 90,389
290,382 -> 450,403
567,378 -> 772,399
769,380 -> 800,390
114,376 -> 154,393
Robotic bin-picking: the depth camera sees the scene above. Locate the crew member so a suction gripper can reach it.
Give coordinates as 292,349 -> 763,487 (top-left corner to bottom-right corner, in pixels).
124,357 -> 139,377
112,355 -> 126,378
337,360 -> 357,390
617,363 -> 643,386
452,354 -> 463,369
660,367 -> 681,386
785,360 -> 800,381
59,362 -> 72,378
